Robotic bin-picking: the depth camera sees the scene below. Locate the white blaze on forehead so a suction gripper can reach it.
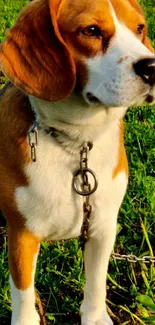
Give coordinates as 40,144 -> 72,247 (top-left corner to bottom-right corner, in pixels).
106,0 -> 152,57
112,24 -> 152,60
106,0 -> 120,27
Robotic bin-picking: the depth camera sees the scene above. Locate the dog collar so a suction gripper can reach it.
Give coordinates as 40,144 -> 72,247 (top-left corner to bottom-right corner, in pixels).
29,104 -> 38,132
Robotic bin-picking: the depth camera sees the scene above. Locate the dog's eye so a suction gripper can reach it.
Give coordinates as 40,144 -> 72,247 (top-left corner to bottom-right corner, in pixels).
137,24 -> 145,35
81,26 -> 102,38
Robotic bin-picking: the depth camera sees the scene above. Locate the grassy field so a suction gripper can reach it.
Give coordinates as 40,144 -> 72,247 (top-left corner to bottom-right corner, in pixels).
0,0 -> 155,324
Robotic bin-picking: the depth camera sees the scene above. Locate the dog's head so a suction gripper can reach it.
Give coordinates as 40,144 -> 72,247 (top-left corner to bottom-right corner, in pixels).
0,0 -> 155,107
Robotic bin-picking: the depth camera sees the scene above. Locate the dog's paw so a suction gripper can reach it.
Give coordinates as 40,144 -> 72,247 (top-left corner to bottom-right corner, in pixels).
82,312 -> 113,325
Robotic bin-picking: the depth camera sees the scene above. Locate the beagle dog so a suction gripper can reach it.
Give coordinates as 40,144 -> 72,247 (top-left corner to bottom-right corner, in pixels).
0,0 -> 155,324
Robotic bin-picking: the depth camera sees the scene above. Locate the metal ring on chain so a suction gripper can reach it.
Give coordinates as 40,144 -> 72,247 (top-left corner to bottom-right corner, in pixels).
73,168 -> 98,196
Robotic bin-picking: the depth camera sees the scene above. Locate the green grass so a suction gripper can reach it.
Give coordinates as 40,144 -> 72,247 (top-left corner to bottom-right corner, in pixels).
0,0 -> 155,324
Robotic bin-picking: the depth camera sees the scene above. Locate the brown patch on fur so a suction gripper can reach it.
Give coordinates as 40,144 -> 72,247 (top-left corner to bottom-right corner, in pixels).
143,37 -> 154,53
128,0 -> 154,52
110,0 -> 145,35
113,120 -> 128,179
8,226 -> 40,290
117,57 -> 124,65
127,0 -> 143,14
0,84 -> 41,290
58,0 -> 115,58
75,60 -> 88,91
56,0 -> 116,90
110,0 -> 154,52
117,56 -> 129,64
0,84 -> 33,225
129,0 -> 154,56
0,0 -> 76,101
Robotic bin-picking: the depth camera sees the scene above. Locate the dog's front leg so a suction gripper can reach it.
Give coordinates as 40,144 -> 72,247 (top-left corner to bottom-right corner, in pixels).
80,215 -> 117,325
7,226 -> 40,325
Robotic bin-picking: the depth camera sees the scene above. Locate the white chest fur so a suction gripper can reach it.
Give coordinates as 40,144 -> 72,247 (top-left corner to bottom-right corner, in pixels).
15,97 -> 128,240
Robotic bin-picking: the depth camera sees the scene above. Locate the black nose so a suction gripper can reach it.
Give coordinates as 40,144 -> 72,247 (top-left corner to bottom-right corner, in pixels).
133,58 -> 155,85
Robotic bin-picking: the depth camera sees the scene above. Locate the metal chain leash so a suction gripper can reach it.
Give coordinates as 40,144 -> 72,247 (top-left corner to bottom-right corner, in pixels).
73,142 -> 98,250
111,253 -> 155,264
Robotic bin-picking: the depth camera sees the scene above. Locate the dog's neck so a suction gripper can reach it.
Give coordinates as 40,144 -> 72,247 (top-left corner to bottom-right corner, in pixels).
29,93 -> 127,152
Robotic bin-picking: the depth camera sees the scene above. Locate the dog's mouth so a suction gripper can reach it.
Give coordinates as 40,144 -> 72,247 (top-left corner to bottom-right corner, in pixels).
86,91 -> 155,106
84,84 -> 155,107
86,92 -> 102,105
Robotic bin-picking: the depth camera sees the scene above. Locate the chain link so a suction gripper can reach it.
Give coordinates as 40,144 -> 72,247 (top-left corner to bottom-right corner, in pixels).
111,253 -> 155,264
80,143 -> 93,249
28,127 -> 38,162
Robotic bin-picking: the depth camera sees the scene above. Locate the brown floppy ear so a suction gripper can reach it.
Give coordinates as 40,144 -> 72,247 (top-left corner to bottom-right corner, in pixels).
0,0 -> 76,101
127,0 -> 154,53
